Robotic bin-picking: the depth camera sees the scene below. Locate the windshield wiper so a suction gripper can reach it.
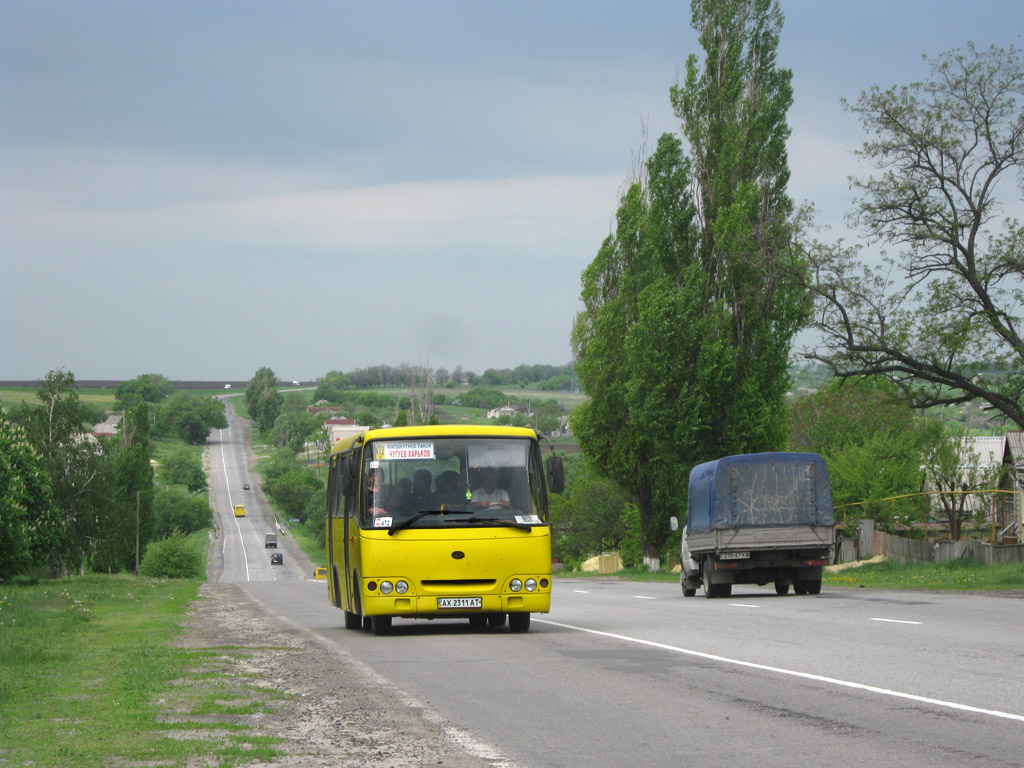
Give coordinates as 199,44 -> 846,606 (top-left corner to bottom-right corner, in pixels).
388,510 -> 445,535
456,515 -> 532,531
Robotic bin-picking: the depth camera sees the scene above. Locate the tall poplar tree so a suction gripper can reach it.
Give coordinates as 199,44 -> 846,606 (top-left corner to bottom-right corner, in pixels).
572,0 -> 808,567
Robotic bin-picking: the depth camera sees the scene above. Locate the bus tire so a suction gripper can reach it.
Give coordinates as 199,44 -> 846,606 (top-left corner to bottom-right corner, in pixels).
370,615 -> 392,636
344,610 -> 361,630
488,613 -> 507,627
508,613 -> 530,633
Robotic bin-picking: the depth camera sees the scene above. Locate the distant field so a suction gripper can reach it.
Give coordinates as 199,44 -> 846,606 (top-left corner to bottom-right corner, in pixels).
0,386 -> 118,408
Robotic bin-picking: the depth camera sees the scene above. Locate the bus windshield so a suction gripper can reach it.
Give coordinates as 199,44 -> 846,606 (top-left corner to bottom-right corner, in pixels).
361,436 -> 546,530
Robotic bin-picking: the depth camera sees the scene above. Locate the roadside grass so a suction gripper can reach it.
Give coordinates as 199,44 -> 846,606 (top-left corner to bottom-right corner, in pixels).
823,557 -> 1024,590
0,567 -> 288,767
289,525 -> 325,574
555,559 -> 1024,591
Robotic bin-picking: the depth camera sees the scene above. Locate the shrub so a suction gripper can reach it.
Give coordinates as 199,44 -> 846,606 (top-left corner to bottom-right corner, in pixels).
140,534 -> 204,578
152,486 -> 212,538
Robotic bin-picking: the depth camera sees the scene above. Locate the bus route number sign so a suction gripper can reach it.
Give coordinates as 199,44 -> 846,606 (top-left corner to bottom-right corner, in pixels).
437,597 -> 482,609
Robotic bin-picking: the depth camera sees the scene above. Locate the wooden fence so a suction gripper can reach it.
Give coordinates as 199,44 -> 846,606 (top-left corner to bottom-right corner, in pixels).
843,519 -> 1024,565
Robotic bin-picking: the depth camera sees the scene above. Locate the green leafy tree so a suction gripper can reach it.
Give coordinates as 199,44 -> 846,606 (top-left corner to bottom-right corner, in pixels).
115,373 -> 172,409
265,470 -> 323,522
922,424 -> 1006,541
573,0 -> 807,568
805,44 -> 1024,426
159,446 -> 207,493
92,403 -> 155,573
0,407 -> 61,579
10,370 -> 108,575
159,393 -> 227,445
549,455 -> 632,570
152,486 -> 212,538
790,380 -> 939,530
246,367 -> 283,432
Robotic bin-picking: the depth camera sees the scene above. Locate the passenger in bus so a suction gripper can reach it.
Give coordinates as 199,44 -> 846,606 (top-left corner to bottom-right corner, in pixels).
393,477 -> 412,508
410,469 -> 435,510
367,469 -> 392,517
471,468 -> 511,509
435,470 -> 467,509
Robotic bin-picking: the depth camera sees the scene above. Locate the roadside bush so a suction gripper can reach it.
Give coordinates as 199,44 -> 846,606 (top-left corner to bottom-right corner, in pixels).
152,486 -> 211,538
140,534 -> 204,578
265,469 -> 323,522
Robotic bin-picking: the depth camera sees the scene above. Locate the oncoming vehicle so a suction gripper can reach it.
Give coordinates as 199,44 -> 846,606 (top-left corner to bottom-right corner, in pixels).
325,425 -> 564,636
314,567 -> 328,580
271,552 -> 283,565
233,504 -> 246,517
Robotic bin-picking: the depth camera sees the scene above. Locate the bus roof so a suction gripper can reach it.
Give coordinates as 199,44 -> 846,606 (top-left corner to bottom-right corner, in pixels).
329,424 -> 540,456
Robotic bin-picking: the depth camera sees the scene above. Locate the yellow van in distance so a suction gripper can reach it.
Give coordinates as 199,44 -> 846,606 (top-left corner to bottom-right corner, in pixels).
234,504 -> 246,517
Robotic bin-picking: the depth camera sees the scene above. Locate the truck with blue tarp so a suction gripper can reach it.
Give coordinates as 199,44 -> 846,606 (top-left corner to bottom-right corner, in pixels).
671,452 -> 836,598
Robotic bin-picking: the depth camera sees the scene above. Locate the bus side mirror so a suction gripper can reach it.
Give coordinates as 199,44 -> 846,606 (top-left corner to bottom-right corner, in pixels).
342,456 -> 358,497
545,455 -> 565,494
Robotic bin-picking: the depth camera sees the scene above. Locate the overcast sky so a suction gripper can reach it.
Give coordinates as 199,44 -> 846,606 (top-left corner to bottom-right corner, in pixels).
2,1 -> 1021,382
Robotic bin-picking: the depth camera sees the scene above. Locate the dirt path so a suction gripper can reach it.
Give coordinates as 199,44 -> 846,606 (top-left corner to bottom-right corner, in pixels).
177,580 -> 518,767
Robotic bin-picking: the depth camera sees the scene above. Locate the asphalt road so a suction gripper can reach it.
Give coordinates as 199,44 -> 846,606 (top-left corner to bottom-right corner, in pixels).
207,405 -> 1024,768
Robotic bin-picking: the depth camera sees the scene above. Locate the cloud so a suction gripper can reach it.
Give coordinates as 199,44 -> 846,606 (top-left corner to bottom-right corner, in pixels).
2,146 -> 621,259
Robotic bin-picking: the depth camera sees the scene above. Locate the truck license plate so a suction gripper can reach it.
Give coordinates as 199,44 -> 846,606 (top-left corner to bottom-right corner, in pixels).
437,597 -> 482,609
720,551 -> 750,560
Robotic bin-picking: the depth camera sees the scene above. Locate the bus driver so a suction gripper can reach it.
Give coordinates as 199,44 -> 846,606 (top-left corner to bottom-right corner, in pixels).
471,468 -> 511,509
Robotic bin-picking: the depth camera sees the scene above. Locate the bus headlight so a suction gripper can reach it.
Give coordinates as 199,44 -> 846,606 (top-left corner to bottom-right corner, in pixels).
510,578 -> 523,592
380,581 -> 394,595
395,581 -> 409,594
525,578 -> 537,592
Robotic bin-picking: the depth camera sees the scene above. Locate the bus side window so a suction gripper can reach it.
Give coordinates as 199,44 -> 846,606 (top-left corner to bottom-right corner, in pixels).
327,456 -> 342,519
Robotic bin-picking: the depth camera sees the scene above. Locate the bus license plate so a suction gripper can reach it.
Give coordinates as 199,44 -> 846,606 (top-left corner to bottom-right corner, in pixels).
720,551 -> 750,560
437,597 -> 482,609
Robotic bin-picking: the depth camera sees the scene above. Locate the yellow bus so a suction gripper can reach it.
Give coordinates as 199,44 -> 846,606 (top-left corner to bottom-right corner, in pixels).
325,425 -> 564,635
233,504 -> 246,517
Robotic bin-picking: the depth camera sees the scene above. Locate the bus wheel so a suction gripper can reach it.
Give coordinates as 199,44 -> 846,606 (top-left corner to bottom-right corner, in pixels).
371,615 -> 392,636
488,613 -> 507,628
508,613 -> 530,633
344,610 -> 361,630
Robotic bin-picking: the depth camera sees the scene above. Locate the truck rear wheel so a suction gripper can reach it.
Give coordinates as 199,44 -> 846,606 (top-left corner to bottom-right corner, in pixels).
702,560 -> 716,599
775,581 -> 789,596
805,579 -> 822,595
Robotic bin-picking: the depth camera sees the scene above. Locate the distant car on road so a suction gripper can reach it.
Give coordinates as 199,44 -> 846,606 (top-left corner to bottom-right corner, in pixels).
233,504 -> 245,517
314,567 -> 328,580
270,553 -> 283,565
243,483 -> 250,490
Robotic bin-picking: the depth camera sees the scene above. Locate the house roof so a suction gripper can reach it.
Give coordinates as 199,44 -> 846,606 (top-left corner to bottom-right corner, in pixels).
967,435 -> 1006,468
1006,430 -> 1024,466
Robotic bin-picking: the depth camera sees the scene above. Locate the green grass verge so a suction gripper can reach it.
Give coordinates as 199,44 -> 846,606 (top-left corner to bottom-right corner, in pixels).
555,559 -> 1024,591
0,571 -> 287,767
823,557 -> 1024,590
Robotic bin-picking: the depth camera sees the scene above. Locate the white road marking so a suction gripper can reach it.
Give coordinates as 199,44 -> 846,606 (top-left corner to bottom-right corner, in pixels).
219,426 -> 251,581
573,589 -> 590,594
633,595 -> 656,600
870,617 -> 922,625
728,603 -> 761,608
535,619 -> 1024,723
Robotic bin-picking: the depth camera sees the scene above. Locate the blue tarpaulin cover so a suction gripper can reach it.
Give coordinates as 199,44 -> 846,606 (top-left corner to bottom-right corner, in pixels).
687,452 -> 835,533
